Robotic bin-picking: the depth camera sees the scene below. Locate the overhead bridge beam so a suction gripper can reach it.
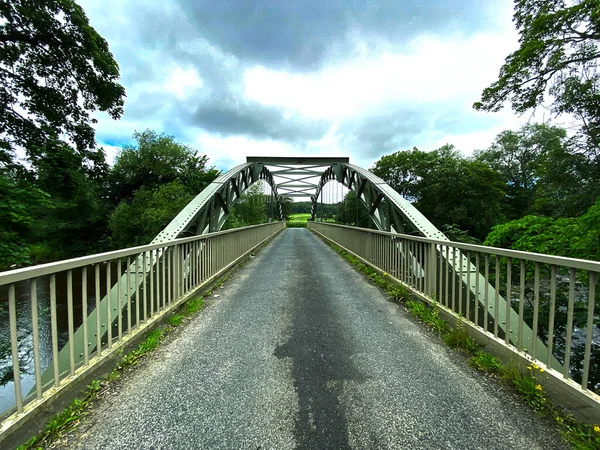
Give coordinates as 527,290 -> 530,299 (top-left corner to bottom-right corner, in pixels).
247,156 -> 349,165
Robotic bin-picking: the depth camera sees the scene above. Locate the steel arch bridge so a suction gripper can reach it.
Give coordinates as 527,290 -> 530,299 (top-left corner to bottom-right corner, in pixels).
154,156 -> 446,244
39,156 -> 557,390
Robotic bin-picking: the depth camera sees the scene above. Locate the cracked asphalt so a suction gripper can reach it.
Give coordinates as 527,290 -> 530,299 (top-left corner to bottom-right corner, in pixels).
61,228 -> 566,449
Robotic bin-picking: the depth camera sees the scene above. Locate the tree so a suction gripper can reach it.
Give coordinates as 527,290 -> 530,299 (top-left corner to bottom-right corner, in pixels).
0,171 -> 49,269
0,0 -> 125,166
109,130 -> 218,204
372,145 -> 507,240
474,0 -> 600,152
475,123 -> 567,218
109,181 -> 193,249
28,141 -> 111,260
108,131 -> 219,247
223,182 -> 269,230
279,195 -> 293,219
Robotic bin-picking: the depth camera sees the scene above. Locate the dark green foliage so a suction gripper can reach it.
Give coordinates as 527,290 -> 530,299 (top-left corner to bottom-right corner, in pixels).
279,195 -> 293,219
109,181 -> 193,248
27,141 -> 112,260
108,131 -> 218,247
371,145 -> 506,240
484,198 -> 600,261
475,123 -> 568,219
335,190 -> 372,228
109,130 -> 218,204
222,182 -> 270,230
0,0 -> 125,165
474,0 -> 600,152
0,171 -> 49,268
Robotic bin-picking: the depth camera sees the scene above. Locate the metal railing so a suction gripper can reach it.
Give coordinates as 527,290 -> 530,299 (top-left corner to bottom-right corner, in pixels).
308,222 -> 600,396
0,221 -> 284,434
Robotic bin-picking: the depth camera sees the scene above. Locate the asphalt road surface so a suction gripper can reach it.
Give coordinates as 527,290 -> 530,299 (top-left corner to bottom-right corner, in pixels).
62,228 -> 566,449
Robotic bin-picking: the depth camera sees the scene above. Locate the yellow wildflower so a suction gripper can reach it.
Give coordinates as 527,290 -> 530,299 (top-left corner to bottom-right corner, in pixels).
594,425 -> 600,434
535,384 -> 542,391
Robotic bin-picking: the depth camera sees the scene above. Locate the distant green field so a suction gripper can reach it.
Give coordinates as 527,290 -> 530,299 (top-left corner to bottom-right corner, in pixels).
287,213 -> 311,228
288,213 -> 311,221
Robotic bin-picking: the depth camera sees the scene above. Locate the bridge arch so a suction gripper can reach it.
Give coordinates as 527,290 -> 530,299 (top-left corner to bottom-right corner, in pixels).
153,162 -> 283,244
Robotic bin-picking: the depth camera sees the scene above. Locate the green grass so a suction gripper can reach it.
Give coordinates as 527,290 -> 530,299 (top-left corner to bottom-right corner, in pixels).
287,213 -> 311,228
469,351 -> 504,373
288,213 -> 311,221
405,300 -> 447,334
443,320 -> 479,353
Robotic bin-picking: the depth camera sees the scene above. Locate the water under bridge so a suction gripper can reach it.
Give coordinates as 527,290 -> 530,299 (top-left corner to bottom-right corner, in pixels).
0,157 -> 599,448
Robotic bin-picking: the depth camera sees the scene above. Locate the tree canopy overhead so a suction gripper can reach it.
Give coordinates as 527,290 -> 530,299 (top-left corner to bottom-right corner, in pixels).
0,0 -> 125,165
474,0 -> 600,151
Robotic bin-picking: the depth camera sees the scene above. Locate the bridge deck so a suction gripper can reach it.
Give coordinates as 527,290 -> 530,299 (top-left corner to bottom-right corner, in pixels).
59,229 -> 564,449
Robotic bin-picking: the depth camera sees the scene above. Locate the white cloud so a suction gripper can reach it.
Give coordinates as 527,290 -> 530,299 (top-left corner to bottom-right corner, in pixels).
163,66 -> 204,99
243,31 -> 518,120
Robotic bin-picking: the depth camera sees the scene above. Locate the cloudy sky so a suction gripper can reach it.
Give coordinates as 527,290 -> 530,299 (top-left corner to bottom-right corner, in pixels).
78,0 -> 532,171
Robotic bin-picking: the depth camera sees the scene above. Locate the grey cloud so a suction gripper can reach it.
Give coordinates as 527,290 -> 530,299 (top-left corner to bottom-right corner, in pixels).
192,100 -> 330,142
175,0 -> 497,70
340,110 -> 429,159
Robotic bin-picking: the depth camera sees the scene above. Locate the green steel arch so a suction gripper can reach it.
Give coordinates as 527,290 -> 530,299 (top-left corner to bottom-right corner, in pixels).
153,162 -> 283,242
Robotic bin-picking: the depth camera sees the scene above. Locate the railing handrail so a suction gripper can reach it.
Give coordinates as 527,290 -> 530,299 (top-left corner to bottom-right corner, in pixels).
0,222 -> 282,286
314,222 -> 600,273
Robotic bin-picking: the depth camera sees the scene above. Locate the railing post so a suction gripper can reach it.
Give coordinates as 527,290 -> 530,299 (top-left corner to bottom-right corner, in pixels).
428,243 -> 437,299
173,243 -> 180,300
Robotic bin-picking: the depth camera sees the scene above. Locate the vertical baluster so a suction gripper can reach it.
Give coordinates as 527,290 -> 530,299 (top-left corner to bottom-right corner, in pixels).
126,256 -> 131,334
9,285 -> 23,412
518,260 -> 525,351
135,256 -> 140,328
117,262 -> 122,342
150,250 -> 154,319
546,265 -> 557,368
419,242 -> 424,292
531,263 -> 540,359
82,268 -> 89,364
444,246 -> 449,308
167,247 -> 173,306
474,253 -> 480,327
505,259 -> 512,345
161,248 -> 166,310
142,252 -> 147,323
95,264 -> 102,356
494,255 -> 500,338
106,261 -> 112,350
438,246 -> 443,302
563,268 -> 576,378
458,249 -> 463,316
31,279 -> 42,400
451,247 -> 457,312
582,272 -> 596,389
484,256 -> 490,333
466,251 -> 471,322
50,274 -> 59,387
67,270 -> 75,375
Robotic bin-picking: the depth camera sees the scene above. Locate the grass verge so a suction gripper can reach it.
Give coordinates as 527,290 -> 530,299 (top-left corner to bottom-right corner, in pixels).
312,229 -> 600,450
